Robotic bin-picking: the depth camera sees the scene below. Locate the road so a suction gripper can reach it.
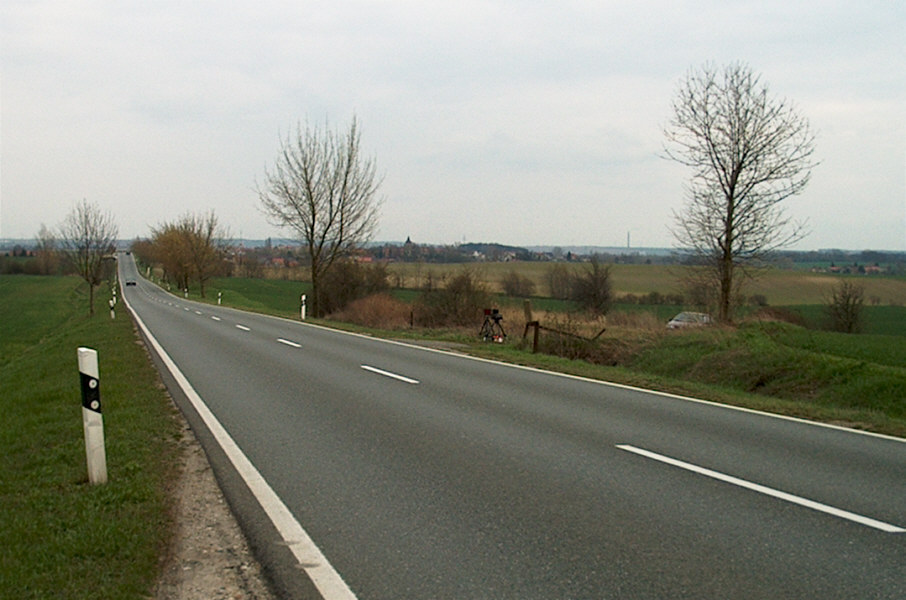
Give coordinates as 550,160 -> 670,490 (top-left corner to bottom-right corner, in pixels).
119,255 -> 906,599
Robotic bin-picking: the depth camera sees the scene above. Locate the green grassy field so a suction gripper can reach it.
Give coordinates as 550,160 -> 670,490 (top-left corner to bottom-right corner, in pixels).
0,275 -> 181,599
790,304 -> 906,336
626,322 -> 906,420
208,276 -> 310,318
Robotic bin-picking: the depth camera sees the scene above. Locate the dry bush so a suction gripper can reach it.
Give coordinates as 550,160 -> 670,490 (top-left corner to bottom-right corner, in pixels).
825,280 -> 865,333
527,313 -> 620,365
545,263 -> 572,299
414,268 -> 490,327
501,269 -> 536,297
329,293 -> 412,329
320,261 -> 390,315
570,257 -> 612,315
745,306 -> 807,327
607,310 -> 664,331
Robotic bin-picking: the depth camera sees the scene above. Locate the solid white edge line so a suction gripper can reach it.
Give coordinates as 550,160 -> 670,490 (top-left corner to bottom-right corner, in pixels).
122,289 -> 357,599
616,444 -> 905,534
277,338 -> 302,348
360,365 -> 420,385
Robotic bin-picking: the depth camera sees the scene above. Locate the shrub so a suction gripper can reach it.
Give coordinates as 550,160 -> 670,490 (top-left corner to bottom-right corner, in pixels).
749,294 -> 769,307
501,269 -> 536,297
825,280 -> 864,333
747,306 -> 807,327
664,293 -> 685,305
645,291 -> 663,305
330,293 -> 412,329
570,257 -> 612,315
414,268 -> 489,327
320,260 -> 390,315
545,263 -> 572,299
683,276 -> 717,313
608,310 -> 664,330
531,313 -> 624,365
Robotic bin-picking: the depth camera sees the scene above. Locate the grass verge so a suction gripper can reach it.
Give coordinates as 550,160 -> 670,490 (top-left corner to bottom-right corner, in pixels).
469,327 -> 906,439
0,275 -> 182,599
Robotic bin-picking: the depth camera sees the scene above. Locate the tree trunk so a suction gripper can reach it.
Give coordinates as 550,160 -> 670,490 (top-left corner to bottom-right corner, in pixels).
310,264 -> 321,318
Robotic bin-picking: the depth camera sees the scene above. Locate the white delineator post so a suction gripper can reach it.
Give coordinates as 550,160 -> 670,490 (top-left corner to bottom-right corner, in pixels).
78,348 -> 108,485
300,294 -> 307,320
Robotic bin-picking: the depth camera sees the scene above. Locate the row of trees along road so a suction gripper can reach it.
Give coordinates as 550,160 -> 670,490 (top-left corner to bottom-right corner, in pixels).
142,211 -> 230,298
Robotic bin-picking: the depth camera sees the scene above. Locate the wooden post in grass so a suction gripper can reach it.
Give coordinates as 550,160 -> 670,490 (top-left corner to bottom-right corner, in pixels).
78,348 -> 108,485
522,300 -> 539,353
522,321 -> 540,353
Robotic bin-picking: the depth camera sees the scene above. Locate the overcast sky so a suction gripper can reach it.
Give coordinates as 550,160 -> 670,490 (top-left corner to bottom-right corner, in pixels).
2,1 -> 904,250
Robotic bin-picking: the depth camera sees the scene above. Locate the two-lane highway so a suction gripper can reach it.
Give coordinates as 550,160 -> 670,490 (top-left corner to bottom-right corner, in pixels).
119,254 -> 905,599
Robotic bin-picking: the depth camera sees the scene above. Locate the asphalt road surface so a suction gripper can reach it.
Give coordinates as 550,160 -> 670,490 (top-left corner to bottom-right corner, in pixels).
119,255 -> 906,599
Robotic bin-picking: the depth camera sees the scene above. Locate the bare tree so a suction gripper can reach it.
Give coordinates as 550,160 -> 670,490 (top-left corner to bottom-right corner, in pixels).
664,62 -> 816,322
257,117 -> 383,317
58,199 -> 118,316
545,263 -> 572,300
825,280 -> 864,333
181,211 -> 230,298
34,224 -> 59,275
570,256 -> 613,315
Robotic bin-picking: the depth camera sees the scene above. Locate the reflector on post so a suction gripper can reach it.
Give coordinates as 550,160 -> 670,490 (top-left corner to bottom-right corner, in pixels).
78,347 -> 108,485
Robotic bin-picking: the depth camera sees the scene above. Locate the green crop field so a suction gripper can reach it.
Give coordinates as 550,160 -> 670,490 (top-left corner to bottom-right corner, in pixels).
0,275 -> 181,599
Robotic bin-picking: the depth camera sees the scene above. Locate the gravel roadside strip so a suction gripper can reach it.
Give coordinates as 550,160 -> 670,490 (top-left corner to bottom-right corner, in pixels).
154,420 -> 277,600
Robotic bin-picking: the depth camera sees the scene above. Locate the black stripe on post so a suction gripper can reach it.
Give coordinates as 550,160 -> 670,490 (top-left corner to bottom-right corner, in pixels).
80,372 -> 101,413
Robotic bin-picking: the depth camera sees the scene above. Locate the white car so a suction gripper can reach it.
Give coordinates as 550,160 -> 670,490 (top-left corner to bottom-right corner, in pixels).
667,311 -> 712,329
